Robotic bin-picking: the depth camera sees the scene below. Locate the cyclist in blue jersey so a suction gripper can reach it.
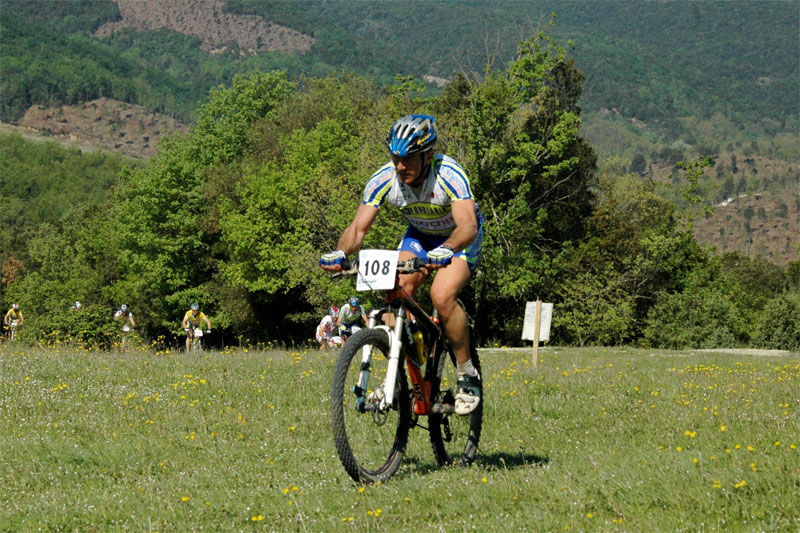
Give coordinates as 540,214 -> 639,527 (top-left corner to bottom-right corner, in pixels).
336,296 -> 368,343
321,114 -> 483,415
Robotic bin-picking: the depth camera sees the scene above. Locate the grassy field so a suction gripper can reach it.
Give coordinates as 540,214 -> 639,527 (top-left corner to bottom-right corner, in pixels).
1,342 -> 798,531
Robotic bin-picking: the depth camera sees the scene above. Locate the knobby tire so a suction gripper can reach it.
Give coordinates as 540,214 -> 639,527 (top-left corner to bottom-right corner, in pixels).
429,326 -> 483,466
330,328 -> 411,483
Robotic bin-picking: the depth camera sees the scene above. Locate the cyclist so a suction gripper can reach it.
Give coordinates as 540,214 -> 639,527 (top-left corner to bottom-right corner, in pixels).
114,304 -> 136,347
70,301 -> 82,311
316,306 -> 342,350
320,114 -> 484,415
182,302 -> 211,352
336,296 -> 367,343
4,302 -> 24,340
114,304 -> 136,328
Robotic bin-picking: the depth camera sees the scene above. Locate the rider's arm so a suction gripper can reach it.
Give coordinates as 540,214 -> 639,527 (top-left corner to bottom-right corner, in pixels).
129,315 -> 135,327
442,199 -> 479,253
3,310 -> 9,324
182,315 -> 189,329
19,311 -> 24,324
336,205 -> 380,256
204,317 -> 211,330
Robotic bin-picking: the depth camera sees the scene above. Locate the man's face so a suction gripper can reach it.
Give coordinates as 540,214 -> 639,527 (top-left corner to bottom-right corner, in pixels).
392,151 -> 432,185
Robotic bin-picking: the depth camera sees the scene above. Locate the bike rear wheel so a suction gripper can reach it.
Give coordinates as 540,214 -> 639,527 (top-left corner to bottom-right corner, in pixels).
331,328 -> 411,483
429,334 -> 483,467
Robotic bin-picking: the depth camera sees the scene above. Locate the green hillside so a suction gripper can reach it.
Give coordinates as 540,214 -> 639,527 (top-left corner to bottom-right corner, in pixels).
2,0 -> 797,150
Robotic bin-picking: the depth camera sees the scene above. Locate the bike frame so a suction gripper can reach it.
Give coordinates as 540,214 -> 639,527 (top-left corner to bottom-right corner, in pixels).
356,279 -> 447,417
190,328 -> 204,351
331,254 -> 482,481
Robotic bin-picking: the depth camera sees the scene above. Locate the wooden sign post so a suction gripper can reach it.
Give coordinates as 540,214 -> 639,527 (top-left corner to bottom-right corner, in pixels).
522,300 -> 552,368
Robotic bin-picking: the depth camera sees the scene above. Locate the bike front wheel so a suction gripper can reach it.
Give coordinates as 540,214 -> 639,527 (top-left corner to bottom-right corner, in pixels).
429,338 -> 483,467
331,328 -> 411,483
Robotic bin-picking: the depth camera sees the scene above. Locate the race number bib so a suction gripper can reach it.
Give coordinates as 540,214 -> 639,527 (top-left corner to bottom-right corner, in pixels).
356,249 -> 399,291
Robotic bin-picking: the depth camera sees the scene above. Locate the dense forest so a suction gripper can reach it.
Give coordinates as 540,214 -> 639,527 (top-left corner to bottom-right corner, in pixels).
1,2 -> 798,350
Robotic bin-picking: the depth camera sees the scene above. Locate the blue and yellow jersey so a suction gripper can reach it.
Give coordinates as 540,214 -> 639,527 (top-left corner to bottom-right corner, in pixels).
6,309 -> 22,321
361,154 -> 483,236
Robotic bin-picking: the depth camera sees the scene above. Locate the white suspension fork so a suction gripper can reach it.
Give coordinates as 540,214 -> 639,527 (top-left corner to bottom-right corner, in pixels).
379,314 -> 405,410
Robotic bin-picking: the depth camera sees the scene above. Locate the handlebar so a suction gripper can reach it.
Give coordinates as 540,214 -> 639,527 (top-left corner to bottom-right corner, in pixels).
338,257 -> 428,276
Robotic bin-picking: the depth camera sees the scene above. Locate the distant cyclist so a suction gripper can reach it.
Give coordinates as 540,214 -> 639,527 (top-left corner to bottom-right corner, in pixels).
114,304 -> 136,347
336,296 -> 367,343
316,306 -> 342,350
70,301 -> 82,311
4,302 -> 24,340
114,304 -> 136,329
182,303 -> 211,352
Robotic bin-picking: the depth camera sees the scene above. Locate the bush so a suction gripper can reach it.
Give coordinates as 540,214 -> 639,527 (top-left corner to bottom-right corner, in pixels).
643,286 -> 741,349
751,294 -> 800,351
30,305 -> 121,350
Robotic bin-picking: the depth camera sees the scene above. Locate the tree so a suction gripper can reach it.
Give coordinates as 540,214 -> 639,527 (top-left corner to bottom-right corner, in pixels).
552,160 -> 706,344
111,71 -> 295,340
631,153 -> 647,175
436,27 -> 598,342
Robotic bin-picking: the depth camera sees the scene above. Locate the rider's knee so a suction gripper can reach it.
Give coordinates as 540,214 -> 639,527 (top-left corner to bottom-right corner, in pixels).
430,287 -> 459,316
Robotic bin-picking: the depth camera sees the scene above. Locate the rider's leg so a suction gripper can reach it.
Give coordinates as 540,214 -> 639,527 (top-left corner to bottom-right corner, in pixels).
429,258 -> 480,415
393,251 -> 428,327
185,333 -> 192,351
428,258 -> 472,367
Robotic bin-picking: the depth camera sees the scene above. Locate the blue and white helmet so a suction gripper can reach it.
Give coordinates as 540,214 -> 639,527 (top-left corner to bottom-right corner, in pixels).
386,114 -> 437,156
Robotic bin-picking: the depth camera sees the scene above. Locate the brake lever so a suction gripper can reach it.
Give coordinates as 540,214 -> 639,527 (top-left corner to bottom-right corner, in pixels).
330,258 -> 359,278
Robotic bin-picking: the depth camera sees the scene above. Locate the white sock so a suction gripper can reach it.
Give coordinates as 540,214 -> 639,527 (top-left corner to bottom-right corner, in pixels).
457,360 -> 478,378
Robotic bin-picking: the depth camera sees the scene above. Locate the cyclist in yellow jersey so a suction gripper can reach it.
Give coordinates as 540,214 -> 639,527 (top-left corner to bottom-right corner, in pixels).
182,302 -> 211,351
321,114 -> 483,416
4,302 -> 24,340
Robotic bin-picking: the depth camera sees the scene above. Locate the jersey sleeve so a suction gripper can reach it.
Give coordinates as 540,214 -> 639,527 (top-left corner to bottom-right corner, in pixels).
361,162 -> 395,208
435,157 -> 474,202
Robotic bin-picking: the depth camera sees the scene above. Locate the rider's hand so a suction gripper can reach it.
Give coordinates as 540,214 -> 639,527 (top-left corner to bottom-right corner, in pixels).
320,250 -> 346,270
426,245 -> 454,267
205,329 -> 211,334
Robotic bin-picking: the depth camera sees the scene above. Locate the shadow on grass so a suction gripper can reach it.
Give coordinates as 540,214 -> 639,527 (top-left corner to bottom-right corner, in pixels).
402,450 -> 549,476
478,451 -> 550,469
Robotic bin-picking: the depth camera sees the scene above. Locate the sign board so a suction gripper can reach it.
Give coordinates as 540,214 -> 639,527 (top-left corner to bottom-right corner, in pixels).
356,249 -> 399,291
521,301 -> 552,341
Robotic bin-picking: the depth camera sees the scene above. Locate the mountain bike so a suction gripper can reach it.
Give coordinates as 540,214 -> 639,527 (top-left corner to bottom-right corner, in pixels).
330,250 -> 482,483
7,320 -> 19,342
188,328 -> 210,352
121,324 -> 132,349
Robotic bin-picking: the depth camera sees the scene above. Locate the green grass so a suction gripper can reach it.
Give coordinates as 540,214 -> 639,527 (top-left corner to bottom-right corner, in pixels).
1,343 -> 798,531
